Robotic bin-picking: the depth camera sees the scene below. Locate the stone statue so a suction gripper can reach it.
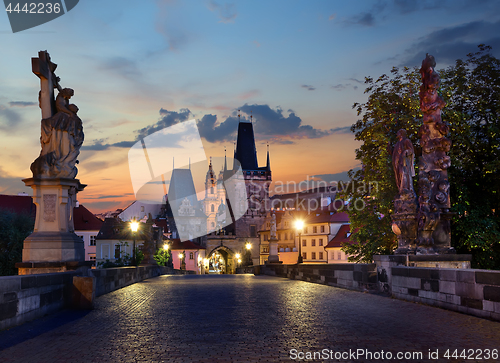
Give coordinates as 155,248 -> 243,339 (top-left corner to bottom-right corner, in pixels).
31,51 -> 84,179
270,213 -> 277,239
392,129 -> 415,195
415,54 -> 453,253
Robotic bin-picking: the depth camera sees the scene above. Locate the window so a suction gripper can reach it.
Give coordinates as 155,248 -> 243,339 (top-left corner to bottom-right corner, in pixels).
250,225 -> 257,237
141,206 -> 145,212
284,233 -> 287,240
263,247 -> 269,253
302,252 -> 307,260
302,239 -> 306,247
311,239 -> 316,247
189,252 -> 194,260
211,187 -> 214,194
267,222 -> 270,228
211,204 -> 214,212
211,222 -> 215,228
319,252 -> 323,260
290,232 -> 294,240
338,252 -> 342,260
264,234 -> 268,241
319,238 -> 323,246
114,245 -> 121,259
90,235 -> 97,246
331,252 -> 335,260
312,252 -> 316,260
313,226 -> 317,233
321,226 -> 325,233
278,233 -> 281,240
304,227 -> 308,234
78,235 -> 84,241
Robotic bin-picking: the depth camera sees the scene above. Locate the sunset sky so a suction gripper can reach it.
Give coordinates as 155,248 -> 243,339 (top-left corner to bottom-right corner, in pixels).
1,0 -> 499,213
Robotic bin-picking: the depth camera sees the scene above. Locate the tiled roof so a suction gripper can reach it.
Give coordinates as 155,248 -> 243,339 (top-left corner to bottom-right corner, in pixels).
74,204 -> 103,231
329,212 -> 350,223
325,224 -> 353,248
0,194 -> 35,218
168,239 -> 205,250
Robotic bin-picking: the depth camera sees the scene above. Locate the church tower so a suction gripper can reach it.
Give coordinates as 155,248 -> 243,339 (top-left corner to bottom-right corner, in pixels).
231,114 -> 272,239
203,157 -> 218,233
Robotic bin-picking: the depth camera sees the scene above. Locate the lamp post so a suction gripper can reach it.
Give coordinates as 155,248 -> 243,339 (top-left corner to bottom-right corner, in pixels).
179,252 -> 184,271
245,242 -> 252,265
130,220 -> 139,266
295,220 -> 304,264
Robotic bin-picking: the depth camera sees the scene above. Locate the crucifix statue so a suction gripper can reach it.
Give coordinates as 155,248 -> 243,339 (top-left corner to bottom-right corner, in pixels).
31,51 -> 84,179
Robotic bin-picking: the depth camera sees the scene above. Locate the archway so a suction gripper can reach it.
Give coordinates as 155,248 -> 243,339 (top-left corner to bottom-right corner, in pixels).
207,246 -> 236,274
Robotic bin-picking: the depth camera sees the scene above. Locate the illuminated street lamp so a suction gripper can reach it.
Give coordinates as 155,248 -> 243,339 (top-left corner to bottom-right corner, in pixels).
294,220 -> 304,264
163,244 -> 169,251
130,219 -> 139,266
246,243 -> 251,250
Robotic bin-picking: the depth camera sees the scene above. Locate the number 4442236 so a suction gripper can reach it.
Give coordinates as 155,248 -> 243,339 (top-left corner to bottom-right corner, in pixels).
443,349 -> 498,360
5,3 -> 61,14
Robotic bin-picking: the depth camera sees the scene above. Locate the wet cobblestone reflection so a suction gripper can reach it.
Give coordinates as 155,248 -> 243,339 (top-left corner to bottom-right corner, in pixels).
0,274 -> 499,362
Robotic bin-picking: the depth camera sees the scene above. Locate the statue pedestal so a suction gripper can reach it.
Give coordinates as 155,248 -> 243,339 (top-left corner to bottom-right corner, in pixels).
266,237 -> 282,264
16,178 -> 90,275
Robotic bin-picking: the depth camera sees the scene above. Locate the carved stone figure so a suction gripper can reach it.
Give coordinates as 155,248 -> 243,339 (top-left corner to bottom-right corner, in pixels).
415,54 -> 454,253
392,129 -> 415,195
31,51 -> 84,179
270,213 -> 277,239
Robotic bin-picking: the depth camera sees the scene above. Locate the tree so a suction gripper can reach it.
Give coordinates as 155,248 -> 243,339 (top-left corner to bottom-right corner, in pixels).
0,209 -> 34,276
341,45 -> 500,269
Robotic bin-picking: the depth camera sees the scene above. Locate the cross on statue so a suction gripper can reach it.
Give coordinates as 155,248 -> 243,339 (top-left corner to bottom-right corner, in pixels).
32,50 -> 60,119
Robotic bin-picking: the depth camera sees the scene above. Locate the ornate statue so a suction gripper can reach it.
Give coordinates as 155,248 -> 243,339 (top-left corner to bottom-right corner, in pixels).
31,51 -> 84,179
416,54 -> 453,253
392,129 -> 415,195
270,213 -> 277,239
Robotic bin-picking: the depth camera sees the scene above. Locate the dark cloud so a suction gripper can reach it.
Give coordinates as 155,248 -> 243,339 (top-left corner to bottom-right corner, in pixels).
348,78 -> 364,84
137,108 -> 192,139
239,104 -> 333,140
329,126 -> 352,134
82,108 -> 193,151
331,83 -> 358,91
0,106 -> 21,130
401,20 -> 500,66
9,101 -> 36,107
197,114 -> 238,143
208,1 -> 237,23
83,103 -> 341,150
301,84 -> 316,91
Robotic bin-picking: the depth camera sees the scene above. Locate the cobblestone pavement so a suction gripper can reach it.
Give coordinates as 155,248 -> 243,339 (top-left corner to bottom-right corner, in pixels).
0,275 -> 499,363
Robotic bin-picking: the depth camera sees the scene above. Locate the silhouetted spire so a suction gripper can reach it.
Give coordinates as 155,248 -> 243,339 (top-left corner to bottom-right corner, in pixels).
266,143 -> 270,171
